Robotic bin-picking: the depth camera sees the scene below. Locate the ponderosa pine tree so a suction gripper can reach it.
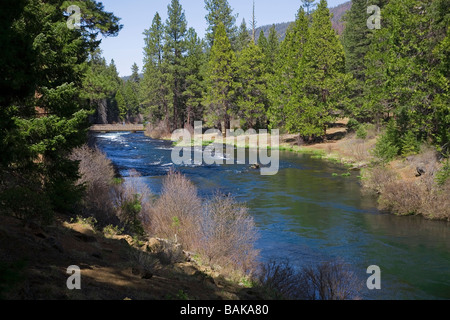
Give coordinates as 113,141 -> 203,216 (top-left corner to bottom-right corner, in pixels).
205,0 -> 238,49
364,0 -> 449,154
204,23 -> 236,133
236,19 -> 251,52
267,7 -> 308,129
235,43 -> 268,129
183,28 -> 206,127
141,12 -> 172,124
164,0 -> 188,129
286,0 -> 350,139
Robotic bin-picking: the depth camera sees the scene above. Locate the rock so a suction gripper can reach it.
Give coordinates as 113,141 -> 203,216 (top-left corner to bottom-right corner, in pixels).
250,164 -> 260,170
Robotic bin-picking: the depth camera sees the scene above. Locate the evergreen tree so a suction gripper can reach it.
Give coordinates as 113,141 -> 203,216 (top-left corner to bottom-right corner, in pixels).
341,0 -> 387,122
364,0 -> 450,153
286,0 -> 350,139
204,23 -> 236,133
0,0 -> 121,220
141,12 -> 172,124
130,63 -> 141,84
205,0 -> 238,48
235,43 -> 268,129
267,8 -> 308,129
115,88 -> 127,122
164,0 -> 188,129
236,19 -> 251,52
183,28 -> 206,127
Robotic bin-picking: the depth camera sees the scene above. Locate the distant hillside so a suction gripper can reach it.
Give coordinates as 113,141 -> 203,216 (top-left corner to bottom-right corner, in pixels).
255,1 -> 352,41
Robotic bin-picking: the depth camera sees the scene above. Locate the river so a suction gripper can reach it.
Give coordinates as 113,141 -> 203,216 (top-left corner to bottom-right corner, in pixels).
93,131 -> 450,300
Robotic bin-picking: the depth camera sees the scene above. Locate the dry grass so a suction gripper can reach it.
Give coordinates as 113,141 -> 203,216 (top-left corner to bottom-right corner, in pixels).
339,134 -> 376,163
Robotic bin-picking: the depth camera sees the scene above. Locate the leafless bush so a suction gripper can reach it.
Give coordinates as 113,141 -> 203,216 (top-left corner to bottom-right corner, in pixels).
362,165 -> 398,195
69,145 -> 116,225
145,120 -> 172,140
200,193 -> 260,275
378,181 -> 424,216
256,259 -> 305,300
147,170 -> 203,249
420,180 -> 450,221
147,171 -> 260,276
257,259 -> 361,300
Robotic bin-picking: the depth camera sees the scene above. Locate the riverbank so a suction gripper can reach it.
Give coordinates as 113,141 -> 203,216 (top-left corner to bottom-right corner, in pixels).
0,214 -> 262,300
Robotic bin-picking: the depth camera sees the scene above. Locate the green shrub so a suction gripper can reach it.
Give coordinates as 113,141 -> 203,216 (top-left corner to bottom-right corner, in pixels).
120,194 -> 145,236
373,133 -> 399,163
400,131 -> 421,157
356,125 -> 368,140
436,159 -> 450,186
346,118 -> 360,132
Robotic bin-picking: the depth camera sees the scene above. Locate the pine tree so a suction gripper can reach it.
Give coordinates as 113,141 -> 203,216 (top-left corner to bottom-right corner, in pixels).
364,0 -> 450,152
286,0 -> 349,139
130,63 -> 140,84
236,19 -> 251,52
205,0 -> 238,48
164,0 -> 188,129
0,0 -> 121,220
267,8 -> 308,129
204,23 -> 236,133
235,43 -> 268,129
183,28 -> 206,127
341,0 -> 387,122
141,12 -> 172,124
115,88 -> 127,122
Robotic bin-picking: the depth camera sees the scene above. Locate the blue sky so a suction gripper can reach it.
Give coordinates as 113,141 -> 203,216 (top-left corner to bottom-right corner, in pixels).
98,0 -> 349,76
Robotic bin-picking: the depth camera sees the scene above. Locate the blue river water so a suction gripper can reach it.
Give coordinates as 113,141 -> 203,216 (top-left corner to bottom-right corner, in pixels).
93,132 -> 450,300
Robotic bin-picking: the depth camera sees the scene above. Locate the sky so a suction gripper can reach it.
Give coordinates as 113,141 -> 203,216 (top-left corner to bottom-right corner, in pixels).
98,0 -> 349,76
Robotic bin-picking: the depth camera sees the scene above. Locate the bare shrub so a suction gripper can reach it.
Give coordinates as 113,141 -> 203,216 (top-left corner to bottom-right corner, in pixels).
69,145 -> 116,225
147,171 -> 260,276
419,179 -> 450,221
256,259 -> 304,300
378,181 -> 424,216
362,165 -> 398,195
200,193 -> 260,275
145,120 -> 172,140
257,259 -> 361,300
298,261 -> 361,300
147,170 -> 203,249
